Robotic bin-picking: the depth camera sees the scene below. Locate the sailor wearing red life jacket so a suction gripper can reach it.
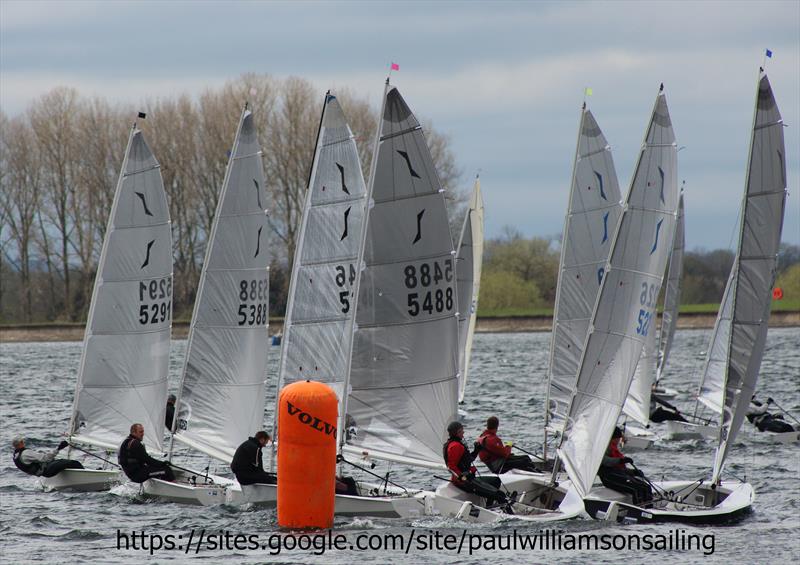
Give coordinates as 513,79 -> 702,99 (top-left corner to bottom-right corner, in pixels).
476,416 -> 538,474
442,421 -> 508,508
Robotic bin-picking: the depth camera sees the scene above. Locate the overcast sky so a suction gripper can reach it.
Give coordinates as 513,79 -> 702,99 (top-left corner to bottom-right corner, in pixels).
2,0 -> 798,250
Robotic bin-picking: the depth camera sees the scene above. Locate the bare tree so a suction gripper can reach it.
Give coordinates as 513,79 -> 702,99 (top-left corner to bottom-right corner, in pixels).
0,114 -> 42,321
29,88 -> 84,320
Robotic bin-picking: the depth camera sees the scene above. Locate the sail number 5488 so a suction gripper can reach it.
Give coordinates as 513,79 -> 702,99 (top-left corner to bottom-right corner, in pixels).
404,259 -> 454,317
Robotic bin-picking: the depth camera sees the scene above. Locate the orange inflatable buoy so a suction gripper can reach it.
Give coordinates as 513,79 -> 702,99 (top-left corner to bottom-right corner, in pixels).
773,287 -> 783,300
277,380 -> 338,529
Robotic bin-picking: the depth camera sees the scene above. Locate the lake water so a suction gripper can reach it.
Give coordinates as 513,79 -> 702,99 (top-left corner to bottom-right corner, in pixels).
1,328 -> 798,563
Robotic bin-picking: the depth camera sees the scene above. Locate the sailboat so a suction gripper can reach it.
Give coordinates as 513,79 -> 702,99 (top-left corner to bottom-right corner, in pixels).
652,190 -> 685,399
456,178 -> 485,405
430,100 -> 630,523
586,70 -> 787,523
268,88 -> 430,518
44,118 -> 172,492
543,102 -> 623,462
142,104 -> 271,505
622,192 -> 686,450
550,83 -> 679,511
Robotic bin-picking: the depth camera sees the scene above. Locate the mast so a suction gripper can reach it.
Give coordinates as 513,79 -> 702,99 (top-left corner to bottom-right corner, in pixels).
67,122 -> 137,446
543,102 -> 586,460
269,93 -> 329,469
338,79 -> 391,454
711,68 -> 787,484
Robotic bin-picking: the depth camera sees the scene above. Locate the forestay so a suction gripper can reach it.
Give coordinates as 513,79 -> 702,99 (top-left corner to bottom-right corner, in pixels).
173,107 -> 270,463
345,84 -> 459,468
557,88 -> 679,497
275,93 -> 368,447
623,192 -> 685,425
711,72 -> 787,483
456,178 -> 484,403
545,106 -> 622,434
69,125 -> 172,452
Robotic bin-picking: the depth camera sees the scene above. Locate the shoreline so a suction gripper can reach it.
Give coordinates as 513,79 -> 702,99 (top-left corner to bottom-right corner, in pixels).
1,311 -> 798,343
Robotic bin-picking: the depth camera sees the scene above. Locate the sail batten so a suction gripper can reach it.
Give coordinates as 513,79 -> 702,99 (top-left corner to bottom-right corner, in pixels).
172,108 -> 270,463
69,125 -> 172,452
557,90 -> 679,497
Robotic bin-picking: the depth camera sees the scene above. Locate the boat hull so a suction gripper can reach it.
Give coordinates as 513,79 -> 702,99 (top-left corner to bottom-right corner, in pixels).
664,420 -> 718,440
430,473 -> 583,523
584,479 -> 753,524
142,469 -> 234,506
40,469 -> 121,492
623,425 -> 656,452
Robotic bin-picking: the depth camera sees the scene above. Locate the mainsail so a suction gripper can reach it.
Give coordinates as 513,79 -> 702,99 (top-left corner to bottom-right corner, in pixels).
711,71 -> 787,483
172,107 -> 270,463
623,191 -> 685,425
557,87 -> 679,497
275,93 -> 368,449
656,192 -> 685,382
545,105 -> 622,434
345,83 -> 459,468
68,123 -> 172,451
456,178 -> 484,403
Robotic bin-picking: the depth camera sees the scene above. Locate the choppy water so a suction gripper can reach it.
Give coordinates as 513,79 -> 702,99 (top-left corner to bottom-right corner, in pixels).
1,328 -> 798,564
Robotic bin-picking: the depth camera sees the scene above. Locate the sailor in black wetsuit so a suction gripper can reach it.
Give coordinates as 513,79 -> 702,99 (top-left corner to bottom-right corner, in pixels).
747,396 -> 796,433
12,437 -> 83,477
118,423 -> 175,483
230,431 -> 276,485
165,394 -> 176,431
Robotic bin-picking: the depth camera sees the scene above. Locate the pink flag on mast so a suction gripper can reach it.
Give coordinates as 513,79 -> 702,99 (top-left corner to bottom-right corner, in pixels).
390,62 -> 400,71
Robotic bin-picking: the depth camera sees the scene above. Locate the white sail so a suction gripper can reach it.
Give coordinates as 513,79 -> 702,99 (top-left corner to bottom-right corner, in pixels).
557,87 -> 679,497
172,107 -> 270,463
656,192 -> 685,382
624,192 -> 685,425
345,84 -> 459,467
275,93 -> 368,448
456,178 -> 484,403
69,124 -> 172,452
711,71 -> 787,483
545,106 -> 622,434
696,270 -> 734,414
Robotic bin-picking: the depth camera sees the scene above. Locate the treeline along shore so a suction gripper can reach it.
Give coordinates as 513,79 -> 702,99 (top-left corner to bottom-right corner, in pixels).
2,310 -> 798,343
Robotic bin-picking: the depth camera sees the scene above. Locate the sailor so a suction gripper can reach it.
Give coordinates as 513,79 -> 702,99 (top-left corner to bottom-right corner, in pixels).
649,394 -> 687,423
443,421 -> 509,508
477,416 -> 538,473
230,431 -> 276,485
747,396 -> 796,433
335,475 -> 359,496
118,423 -> 175,483
597,427 -> 652,506
165,394 -> 176,431
12,437 -> 84,477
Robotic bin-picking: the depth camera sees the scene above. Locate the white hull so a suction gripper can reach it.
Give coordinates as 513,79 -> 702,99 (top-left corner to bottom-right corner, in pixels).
623,426 -> 656,452
225,482 -> 277,506
142,469 -> 234,506
756,430 -> 800,444
430,473 -> 583,523
664,420 -> 718,440
40,469 -> 121,492
584,479 -> 753,524
335,483 -> 429,518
